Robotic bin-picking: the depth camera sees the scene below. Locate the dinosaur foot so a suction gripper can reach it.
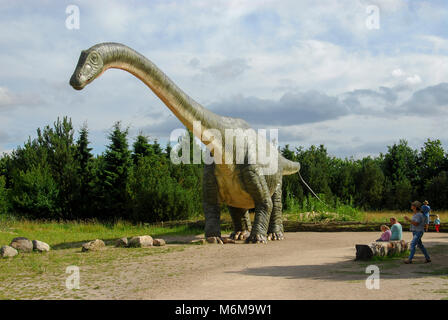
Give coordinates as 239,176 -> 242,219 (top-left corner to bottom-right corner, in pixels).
206,236 -> 223,244
230,230 -> 250,240
245,233 -> 268,244
267,232 -> 284,241
206,237 -> 235,244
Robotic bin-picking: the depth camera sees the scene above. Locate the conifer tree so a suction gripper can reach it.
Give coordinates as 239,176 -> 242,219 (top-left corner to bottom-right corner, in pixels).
99,122 -> 132,219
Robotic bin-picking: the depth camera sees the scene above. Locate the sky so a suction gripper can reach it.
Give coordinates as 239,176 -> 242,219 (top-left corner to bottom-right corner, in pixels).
0,0 -> 447,159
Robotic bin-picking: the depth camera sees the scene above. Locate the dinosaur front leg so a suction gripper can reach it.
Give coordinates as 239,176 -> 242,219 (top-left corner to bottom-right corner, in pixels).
203,164 -> 223,243
268,180 -> 284,241
228,206 -> 251,240
241,166 -> 273,244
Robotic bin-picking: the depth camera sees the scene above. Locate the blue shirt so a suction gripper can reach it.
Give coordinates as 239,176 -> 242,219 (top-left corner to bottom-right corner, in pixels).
421,205 -> 431,215
410,212 -> 425,232
390,223 -> 402,240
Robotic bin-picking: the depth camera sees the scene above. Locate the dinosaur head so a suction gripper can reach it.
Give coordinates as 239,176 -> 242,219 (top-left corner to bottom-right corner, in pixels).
70,49 -> 104,90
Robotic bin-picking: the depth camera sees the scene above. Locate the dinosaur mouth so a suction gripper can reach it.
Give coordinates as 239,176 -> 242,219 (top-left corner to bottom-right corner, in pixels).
69,75 -> 85,90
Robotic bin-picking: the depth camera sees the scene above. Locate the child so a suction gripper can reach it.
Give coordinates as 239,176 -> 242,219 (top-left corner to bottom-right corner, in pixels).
434,215 -> 441,233
376,225 -> 391,242
422,200 -> 431,232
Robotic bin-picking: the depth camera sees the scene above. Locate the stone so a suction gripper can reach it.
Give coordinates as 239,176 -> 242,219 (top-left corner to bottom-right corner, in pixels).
10,237 -> 33,252
206,237 -> 224,244
1,245 -> 18,258
128,235 -> 153,248
82,239 -> 105,252
153,238 -> 166,246
32,240 -> 50,252
191,239 -> 206,245
222,237 -> 235,244
115,237 -> 128,247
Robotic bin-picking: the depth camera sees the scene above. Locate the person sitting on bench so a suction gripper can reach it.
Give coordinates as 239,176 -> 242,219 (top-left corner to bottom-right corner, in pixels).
390,217 -> 402,240
376,225 -> 391,242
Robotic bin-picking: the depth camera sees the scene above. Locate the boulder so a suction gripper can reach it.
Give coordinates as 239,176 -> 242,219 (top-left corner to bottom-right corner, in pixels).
81,239 -> 105,252
222,237 -> 235,244
32,240 -> 50,252
128,235 -> 153,248
153,238 -> 166,246
1,245 -> 18,258
191,239 -> 206,245
206,237 -> 224,244
115,237 -> 128,247
10,237 -> 33,252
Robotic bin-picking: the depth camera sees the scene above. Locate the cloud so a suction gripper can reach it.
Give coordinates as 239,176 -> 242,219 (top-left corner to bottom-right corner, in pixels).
405,74 -> 422,85
398,82 -> 448,115
201,58 -> 250,81
208,90 -> 348,126
0,86 -> 42,108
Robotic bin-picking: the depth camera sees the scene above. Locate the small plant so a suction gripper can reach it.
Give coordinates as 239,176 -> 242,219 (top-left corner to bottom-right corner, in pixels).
285,194 -> 365,222
371,250 -> 410,262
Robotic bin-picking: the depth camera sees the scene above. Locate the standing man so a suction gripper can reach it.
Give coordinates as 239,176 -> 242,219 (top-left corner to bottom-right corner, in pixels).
390,217 -> 402,241
404,201 -> 431,264
421,200 -> 431,232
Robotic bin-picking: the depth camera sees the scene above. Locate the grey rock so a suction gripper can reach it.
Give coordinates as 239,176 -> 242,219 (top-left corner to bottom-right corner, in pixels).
32,240 -> 50,252
153,238 -> 166,246
128,235 -> 153,248
115,237 -> 128,247
222,237 -> 235,244
1,245 -> 18,258
10,237 -> 33,252
191,239 -> 206,245
82,239 -> 105,252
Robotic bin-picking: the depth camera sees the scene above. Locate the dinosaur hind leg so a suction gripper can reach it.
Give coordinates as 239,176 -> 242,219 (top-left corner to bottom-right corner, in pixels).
228,206 -> 251,240
268,179 -> 284,241
241,165 -> 273,244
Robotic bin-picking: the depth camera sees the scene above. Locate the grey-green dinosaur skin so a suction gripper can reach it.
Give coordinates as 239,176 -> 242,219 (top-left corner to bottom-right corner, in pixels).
70,43 -> 300,243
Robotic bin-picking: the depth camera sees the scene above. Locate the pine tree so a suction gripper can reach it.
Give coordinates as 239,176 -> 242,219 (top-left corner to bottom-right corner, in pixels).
99,122 -> 132,219
132,134 -> 153,164
75,123 -> 94,217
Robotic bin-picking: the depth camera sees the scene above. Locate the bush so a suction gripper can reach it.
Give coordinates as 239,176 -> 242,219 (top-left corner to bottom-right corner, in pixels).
0,176 -> 9,215
9,165 -> 59,218
128,156 -> 201,222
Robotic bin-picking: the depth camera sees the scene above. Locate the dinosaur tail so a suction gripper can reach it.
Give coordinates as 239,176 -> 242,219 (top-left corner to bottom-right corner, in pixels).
298,171 -> 325,205
280,157 -> 301,176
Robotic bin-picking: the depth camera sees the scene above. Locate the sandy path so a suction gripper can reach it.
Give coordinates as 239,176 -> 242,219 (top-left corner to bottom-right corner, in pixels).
81,232 -> 448,300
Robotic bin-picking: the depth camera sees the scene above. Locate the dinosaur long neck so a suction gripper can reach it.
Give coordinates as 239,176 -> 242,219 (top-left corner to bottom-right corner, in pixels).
95,43 -> 221,140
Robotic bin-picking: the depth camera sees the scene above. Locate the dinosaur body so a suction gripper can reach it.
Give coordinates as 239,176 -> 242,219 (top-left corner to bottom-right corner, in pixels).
70,43 -> 300,243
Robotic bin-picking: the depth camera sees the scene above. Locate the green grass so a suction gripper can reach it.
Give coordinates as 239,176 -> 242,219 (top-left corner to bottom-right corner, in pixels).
0,245 -> 187,299
365,210 -> 448,223
370,250 -> 410,262
0,213 -> 233,299
0,214 -> 206,248
284,195 -> 366,223
415,268 -> 448,276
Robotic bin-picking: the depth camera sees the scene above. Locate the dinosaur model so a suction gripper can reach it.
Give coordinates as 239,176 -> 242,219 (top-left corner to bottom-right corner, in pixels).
70,43 -> 301,243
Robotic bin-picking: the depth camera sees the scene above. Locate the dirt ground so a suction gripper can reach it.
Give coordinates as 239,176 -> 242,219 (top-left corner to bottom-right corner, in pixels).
61,231 -> 447,300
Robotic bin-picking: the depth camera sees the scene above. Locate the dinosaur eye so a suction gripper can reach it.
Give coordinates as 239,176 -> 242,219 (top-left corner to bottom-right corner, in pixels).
90,53 -> 98,64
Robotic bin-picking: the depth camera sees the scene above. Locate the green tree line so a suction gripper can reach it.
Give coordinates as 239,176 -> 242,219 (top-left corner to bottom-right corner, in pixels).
0,117 -> 447,221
